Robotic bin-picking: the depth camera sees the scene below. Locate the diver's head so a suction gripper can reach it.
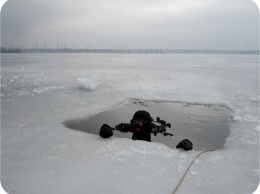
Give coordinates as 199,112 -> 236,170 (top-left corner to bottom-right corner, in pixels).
130,110 -> 153,132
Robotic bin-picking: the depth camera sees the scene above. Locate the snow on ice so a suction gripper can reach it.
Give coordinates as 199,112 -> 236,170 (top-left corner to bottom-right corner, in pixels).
77,77 -> 98,91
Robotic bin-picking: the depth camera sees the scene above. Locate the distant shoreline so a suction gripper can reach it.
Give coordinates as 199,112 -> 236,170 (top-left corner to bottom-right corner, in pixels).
1,47 -> 259,55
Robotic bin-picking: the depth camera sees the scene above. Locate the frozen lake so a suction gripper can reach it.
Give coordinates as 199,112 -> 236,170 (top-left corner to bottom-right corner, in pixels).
1,53 -> 259,194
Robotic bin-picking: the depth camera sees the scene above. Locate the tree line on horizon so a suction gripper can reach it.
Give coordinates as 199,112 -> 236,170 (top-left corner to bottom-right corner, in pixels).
1,47 -> 259,54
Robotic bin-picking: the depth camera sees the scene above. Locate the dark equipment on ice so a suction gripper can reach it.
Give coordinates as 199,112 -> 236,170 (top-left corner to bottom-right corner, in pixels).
99,124 -> 113,138
176,139 -> 193,150
151,117 -> 173,137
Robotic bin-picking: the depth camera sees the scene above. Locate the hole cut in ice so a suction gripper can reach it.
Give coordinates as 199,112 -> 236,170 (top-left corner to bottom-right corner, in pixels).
63,99 -> 233,150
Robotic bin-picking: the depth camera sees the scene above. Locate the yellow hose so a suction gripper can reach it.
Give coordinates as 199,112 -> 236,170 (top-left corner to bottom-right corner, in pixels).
172,149 -> 213,194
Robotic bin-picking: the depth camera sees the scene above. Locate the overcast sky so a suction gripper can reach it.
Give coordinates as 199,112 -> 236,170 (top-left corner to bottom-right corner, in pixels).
1,0 -> 259,50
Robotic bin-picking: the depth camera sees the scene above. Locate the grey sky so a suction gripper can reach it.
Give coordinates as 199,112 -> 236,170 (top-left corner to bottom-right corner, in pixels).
1,0 -> 259,50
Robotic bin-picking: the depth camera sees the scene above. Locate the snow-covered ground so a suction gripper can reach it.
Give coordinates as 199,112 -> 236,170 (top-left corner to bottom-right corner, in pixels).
1,53 -> 259,194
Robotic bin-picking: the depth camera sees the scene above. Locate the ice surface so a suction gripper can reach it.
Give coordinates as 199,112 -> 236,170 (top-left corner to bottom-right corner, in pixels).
1,53 -> 259,194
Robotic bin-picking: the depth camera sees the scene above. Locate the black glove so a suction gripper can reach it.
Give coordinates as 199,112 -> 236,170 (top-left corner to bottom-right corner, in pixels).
115,123 -> 132,132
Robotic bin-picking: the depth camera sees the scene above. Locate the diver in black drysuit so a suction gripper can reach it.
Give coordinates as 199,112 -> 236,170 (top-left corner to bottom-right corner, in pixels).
99,110 -> 193,150
100,110 -> 153,142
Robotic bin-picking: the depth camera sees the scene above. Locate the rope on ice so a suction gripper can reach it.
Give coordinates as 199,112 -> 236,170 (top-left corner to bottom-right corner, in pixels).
172,149 -> 213,194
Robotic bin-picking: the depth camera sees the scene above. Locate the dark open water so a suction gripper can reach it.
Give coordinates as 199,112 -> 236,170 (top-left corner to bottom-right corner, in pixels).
64,99 -> 232,150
